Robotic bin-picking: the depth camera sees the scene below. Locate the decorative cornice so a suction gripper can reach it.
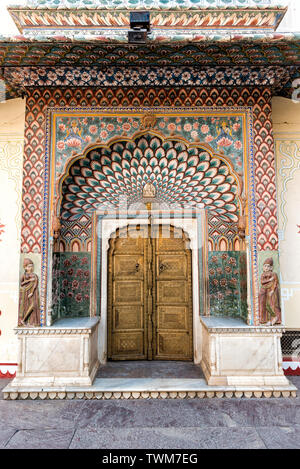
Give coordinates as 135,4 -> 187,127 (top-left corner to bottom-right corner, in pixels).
203,326 -> 285,334
0,34 -> 299,67
8,5 -> 286,35
3,388 -> 297,400
11,0 -> 279,9
14,323 -> 99,335
1,65 -> 297,99
6,65 -> 291,87
201,321 -> 285,334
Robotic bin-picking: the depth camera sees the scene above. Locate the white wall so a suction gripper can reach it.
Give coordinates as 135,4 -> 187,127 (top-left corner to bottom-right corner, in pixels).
272,96 -> 300,329
0,98 -> 25,365
276,0 -> 300,32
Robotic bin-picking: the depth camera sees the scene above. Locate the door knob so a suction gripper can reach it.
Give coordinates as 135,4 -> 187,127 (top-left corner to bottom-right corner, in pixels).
159,263 -> 167,272
136,263 -> 140,272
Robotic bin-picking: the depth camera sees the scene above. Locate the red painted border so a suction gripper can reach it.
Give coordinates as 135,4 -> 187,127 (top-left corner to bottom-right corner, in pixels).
0,370 -> 16,379
0,364 -> 17,379
283,357 -> 300,376
284,369 -> 300,376
1,362 -> 299,378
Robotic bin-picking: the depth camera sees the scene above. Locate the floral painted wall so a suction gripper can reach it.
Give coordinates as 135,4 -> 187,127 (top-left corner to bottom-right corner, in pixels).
55,112 -> 244,181
208,251 -> 248,320
52,252 -> 91,319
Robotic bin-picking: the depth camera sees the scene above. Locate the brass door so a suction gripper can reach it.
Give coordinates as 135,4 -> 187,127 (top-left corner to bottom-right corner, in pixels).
107,225 -> 193,361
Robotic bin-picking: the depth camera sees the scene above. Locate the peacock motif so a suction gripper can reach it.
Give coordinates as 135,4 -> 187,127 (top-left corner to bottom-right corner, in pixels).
61,134 -> 239,223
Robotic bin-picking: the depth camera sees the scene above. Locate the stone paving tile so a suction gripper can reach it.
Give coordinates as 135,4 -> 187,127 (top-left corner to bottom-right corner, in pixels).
223,399 -> 300,427
0,425 -> 17,448
202,398 -> 300,428
75,399 -> 233,429
70,426 -> 266,449
0,379 -> 12,398
256,425 -> 300,449
0,399 -> 85,430
75,395 -> 300,430
0,374 -> 299,450
4,428 -> 75,449
288,376 -> 300,390
96,361 -> 205,379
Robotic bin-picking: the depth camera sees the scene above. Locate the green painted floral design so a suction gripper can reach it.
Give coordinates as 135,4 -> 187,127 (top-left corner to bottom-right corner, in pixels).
52,252 -> 91,318
208,251 -> 247,321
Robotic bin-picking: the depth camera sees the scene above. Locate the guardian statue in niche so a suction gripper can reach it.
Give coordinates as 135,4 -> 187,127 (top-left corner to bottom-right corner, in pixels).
18,258 -> 40,327
143,182 -> 156,199
258,257 -> 282,326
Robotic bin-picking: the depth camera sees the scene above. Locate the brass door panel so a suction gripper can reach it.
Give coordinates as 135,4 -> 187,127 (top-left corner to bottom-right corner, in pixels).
156,255 -> 188,279
113,228 -> 146,253
112,332 -> 144,358
108,227 -> 147,360
157,306 -> 189,330
108,225 -> 193,361
157,280 -> 188,304
113,305 -> 143,330
113,255 -> 144,279
157,332 -> 191,359
154,229 -> 193,360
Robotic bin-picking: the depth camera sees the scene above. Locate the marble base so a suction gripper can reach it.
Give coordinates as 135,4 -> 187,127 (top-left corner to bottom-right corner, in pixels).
200,317 -> 291,387
9,317 -> 100,388
3,376 -> 297,400
3,316 -> 297,400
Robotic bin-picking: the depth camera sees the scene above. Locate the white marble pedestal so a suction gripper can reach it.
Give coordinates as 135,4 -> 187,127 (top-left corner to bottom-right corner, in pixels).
200,316 -> 292,387
3,316 -> 297,400
6,317 -> 100,388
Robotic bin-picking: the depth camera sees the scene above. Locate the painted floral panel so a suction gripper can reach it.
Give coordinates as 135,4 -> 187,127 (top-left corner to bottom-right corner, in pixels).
52,252 -> 91,318
55,113 -> 244,179
208,251 -> 247,321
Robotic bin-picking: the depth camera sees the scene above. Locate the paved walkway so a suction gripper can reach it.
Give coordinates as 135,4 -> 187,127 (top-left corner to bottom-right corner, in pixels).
0,371 -> 300,449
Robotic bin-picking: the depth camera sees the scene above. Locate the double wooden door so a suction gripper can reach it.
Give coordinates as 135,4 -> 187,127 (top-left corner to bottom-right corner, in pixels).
107,225 -> 193,361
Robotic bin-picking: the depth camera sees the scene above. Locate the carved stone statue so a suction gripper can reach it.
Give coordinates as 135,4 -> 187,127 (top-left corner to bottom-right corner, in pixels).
52,215 -> 61,240
258,257 -> 281,326
143,182 -> 156,199
18,258 -> 40,327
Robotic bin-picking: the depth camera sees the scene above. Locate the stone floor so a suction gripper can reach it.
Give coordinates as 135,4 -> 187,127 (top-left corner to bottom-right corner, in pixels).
96,360 -> 205,379
0,362 -> 300,450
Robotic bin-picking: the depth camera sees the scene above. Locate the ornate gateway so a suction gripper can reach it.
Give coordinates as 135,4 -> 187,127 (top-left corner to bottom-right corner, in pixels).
2,0 -> 299,399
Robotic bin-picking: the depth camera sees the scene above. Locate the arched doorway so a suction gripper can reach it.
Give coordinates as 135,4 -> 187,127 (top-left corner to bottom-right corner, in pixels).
107,224 -> 193,361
